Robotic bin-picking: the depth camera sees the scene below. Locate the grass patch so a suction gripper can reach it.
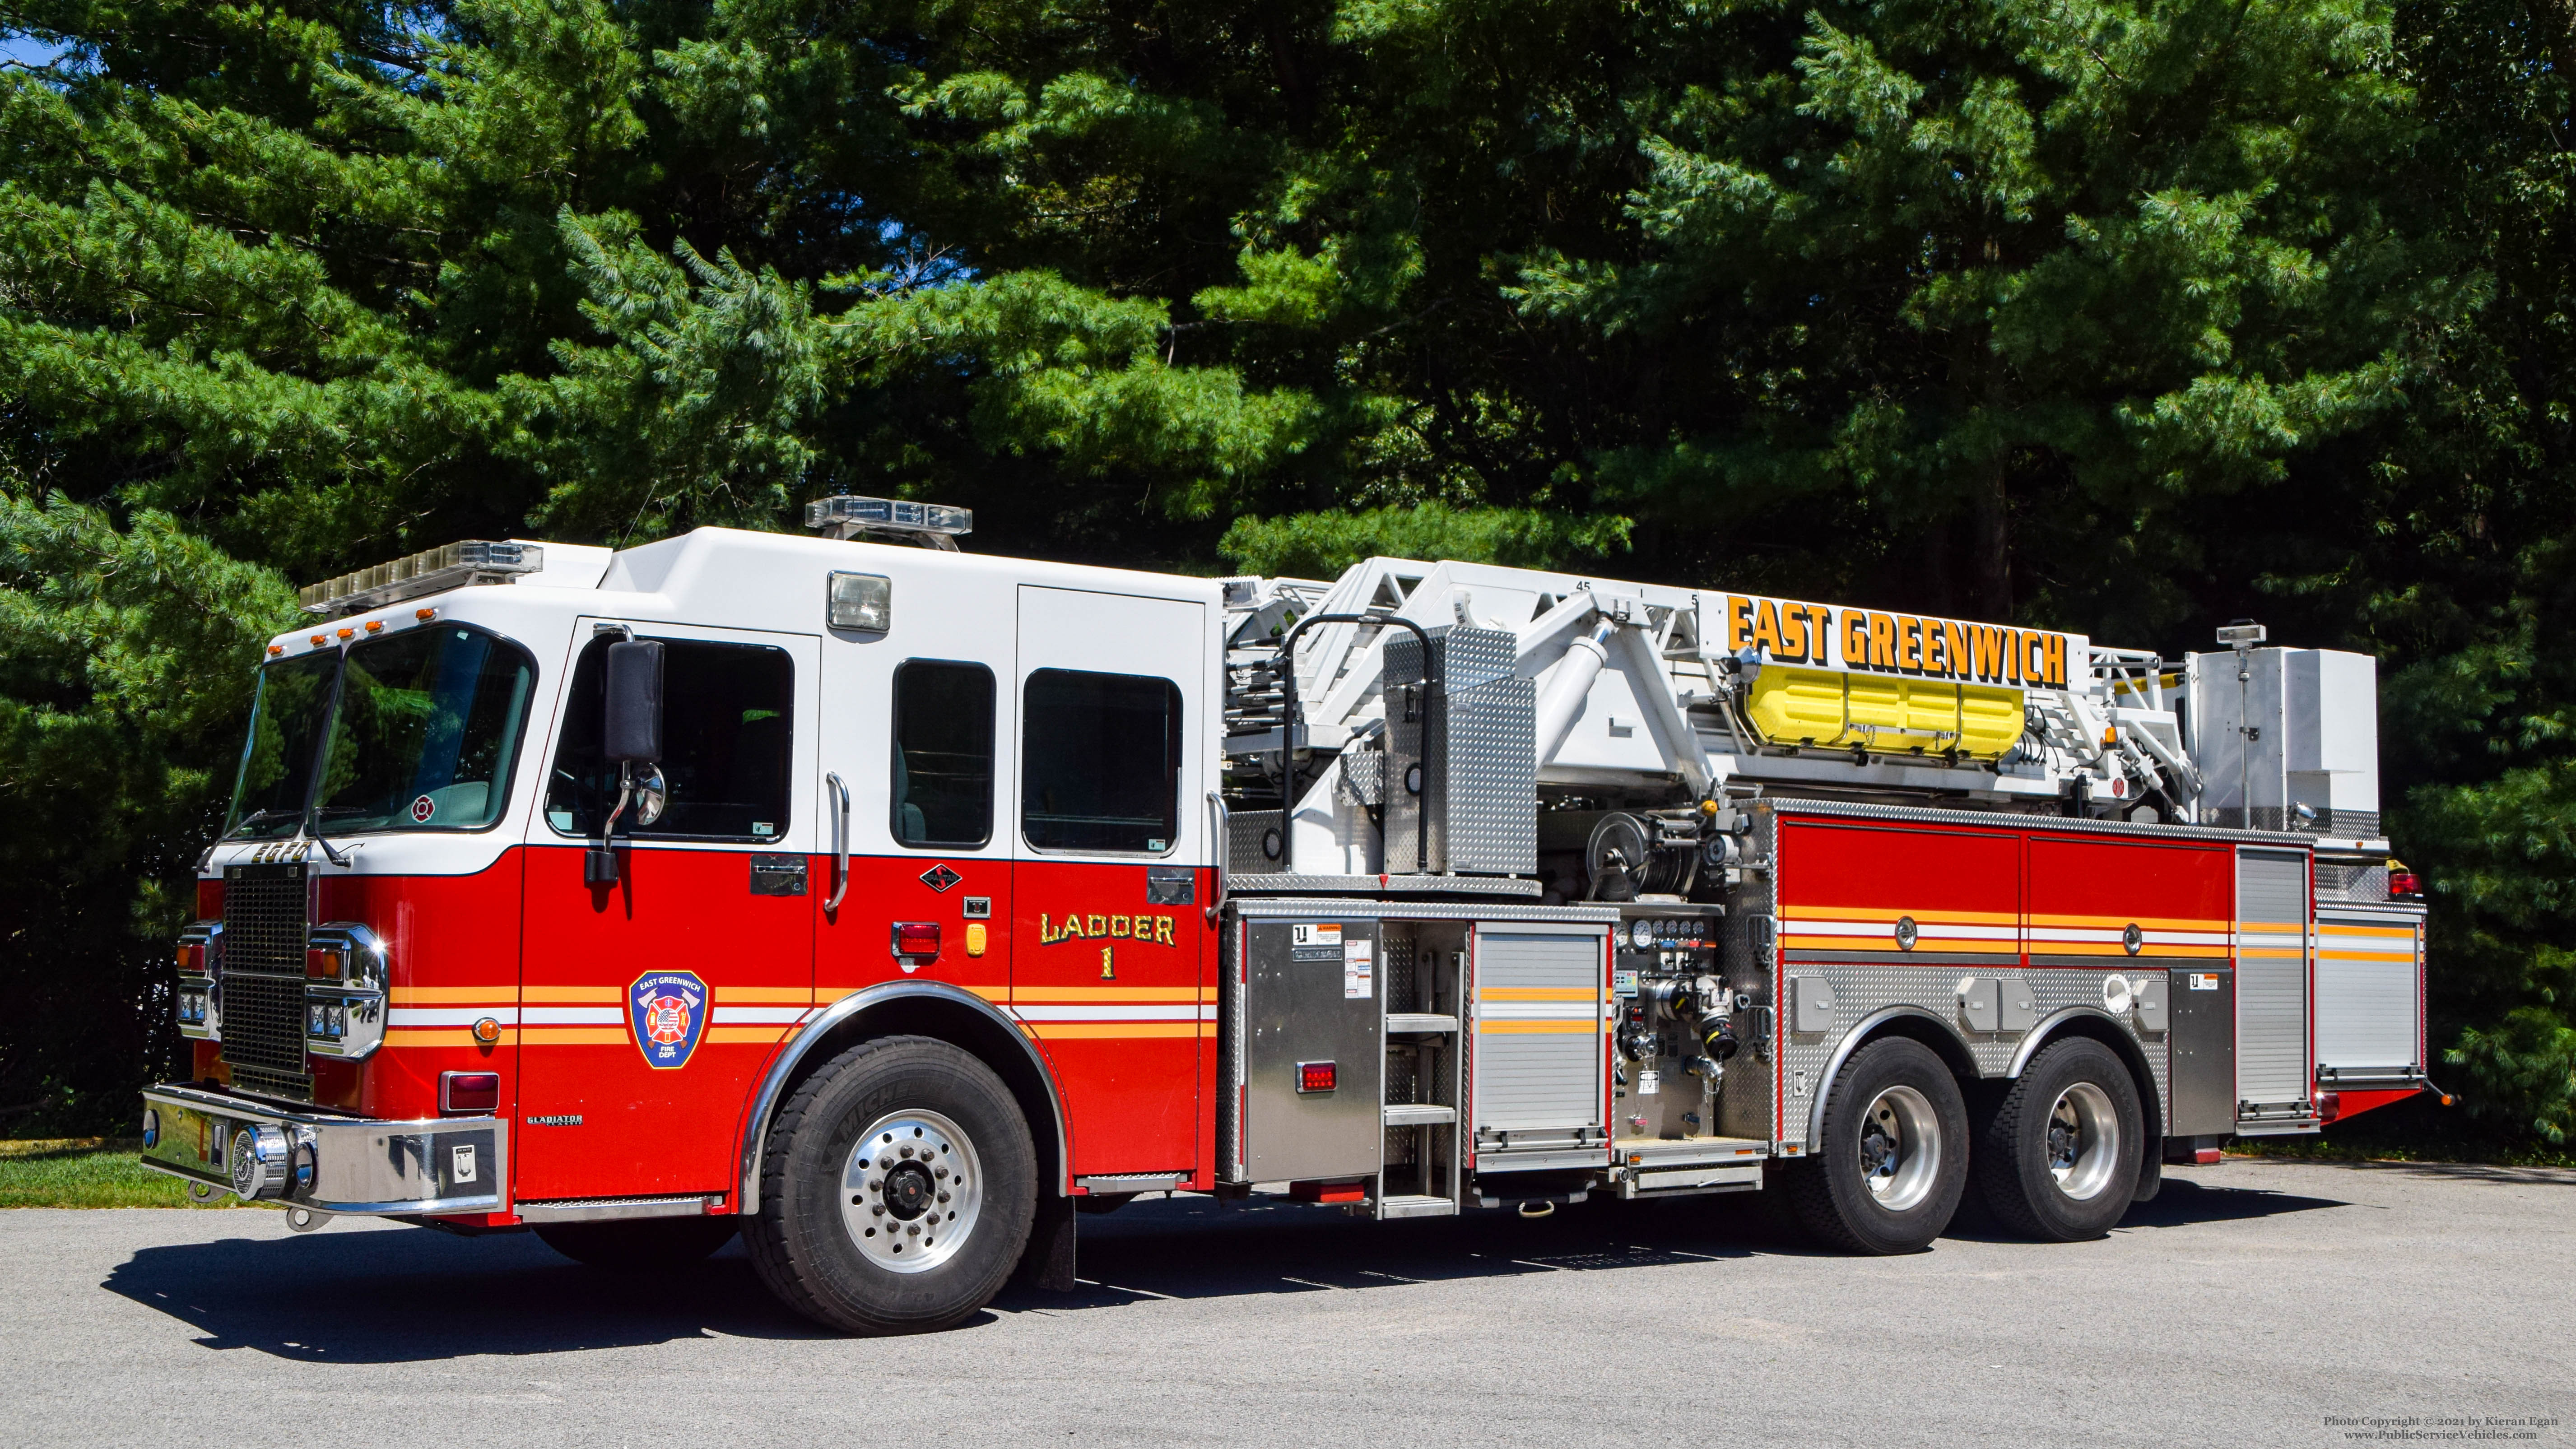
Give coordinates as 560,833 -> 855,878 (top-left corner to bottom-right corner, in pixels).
0,1138 -> 252,1209
2227,1135 -> 2576,1170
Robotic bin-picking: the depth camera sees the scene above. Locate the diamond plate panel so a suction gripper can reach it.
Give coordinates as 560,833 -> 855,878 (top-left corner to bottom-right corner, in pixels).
1773,965 -> 2171,1146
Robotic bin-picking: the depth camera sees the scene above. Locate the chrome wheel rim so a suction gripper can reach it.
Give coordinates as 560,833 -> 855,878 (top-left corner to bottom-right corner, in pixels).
2046,1082 -> 2120,1202
1856,1084 -> 1942,1212
841,1109 -> 983,1274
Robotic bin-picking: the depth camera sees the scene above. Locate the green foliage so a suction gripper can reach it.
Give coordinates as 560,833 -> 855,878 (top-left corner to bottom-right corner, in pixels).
1220,504 -> 1632,579
0,0 -> 2566,1144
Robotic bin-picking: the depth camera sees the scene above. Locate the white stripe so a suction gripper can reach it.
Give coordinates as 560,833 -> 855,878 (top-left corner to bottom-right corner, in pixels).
1914,924 -> 2021,942
713,1006 -> 809,1025
2145,931 -> 2234,946
521,1006 -> 624,1026
386,1007 -> 519,1027
1479,1002 -> 1600,1020
1008,1004 -> 1209,1022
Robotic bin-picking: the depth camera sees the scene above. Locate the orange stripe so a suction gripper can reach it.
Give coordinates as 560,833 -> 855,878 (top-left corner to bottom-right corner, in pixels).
2030,943 -> 2229,957
1788,906 -> 2018,925
707,1026 -> 788,1044
388,986 -> 515,1004
2320,924 -> 2416,939
1025,1022 -> 1202,1039
2034,912 -> 2232,931
1010,987 -> 1205,1002
385,1028 -> 513,1048
1478,1020 -> 1598,1034
523,985 -> 621,1003
1483,987 -> 1597,1001
518,1027 -> 629,1045
716,987 -> 812,1004
2320,950 -> 2414,961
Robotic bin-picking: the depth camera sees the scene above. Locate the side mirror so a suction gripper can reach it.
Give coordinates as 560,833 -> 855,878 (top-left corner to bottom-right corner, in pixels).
603,640 -> 665,763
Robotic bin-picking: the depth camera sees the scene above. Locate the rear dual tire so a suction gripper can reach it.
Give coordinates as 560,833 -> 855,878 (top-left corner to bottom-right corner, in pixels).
1975,1037 -> 2144,1242
1789,1037 -> 1972,1254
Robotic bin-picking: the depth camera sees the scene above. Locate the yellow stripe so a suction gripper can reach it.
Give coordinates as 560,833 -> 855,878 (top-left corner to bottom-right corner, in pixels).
2237,947 -> 2306,958
523,985 -> 621,1003
1482,987 -> 1598,1002
2033,912 -> 2232,931
1478,1020 -> 1599,1034
1009,986 -> 1205,1002
385,1028 -> 511,1048
1025,1022 -> 1203,1039
2238,920 -> 2306,932
518,1027 -> 629,1045
707,1026 -> 789,1044
2320,949 -> 2415,961
1790,905 -> 2018,925
2030,943 -> 2229,957
2321,924 -> 2416,939
716,986 -> 812,1003
1782,934 -> 1917,951
388,986 -> 516,1004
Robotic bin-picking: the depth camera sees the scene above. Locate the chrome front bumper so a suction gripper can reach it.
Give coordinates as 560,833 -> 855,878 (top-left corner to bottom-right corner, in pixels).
140,1083 -> 508,1216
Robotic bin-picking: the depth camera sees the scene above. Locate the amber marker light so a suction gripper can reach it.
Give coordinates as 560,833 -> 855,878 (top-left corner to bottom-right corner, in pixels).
336,627 -> 355,640
309,634 -> 326,646
267,645 -> 284,656
472,1017 -> 503,1045
415,608 -> 436,621
363,620 -> 383,633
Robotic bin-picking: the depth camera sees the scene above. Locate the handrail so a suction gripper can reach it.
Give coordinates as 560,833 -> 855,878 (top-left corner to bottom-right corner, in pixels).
824,772 -> 851,912
1271,610 -> 1435,874
1205,790 -> 1229,926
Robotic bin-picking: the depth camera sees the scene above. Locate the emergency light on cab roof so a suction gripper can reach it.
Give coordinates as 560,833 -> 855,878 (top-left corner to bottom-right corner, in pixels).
296,539 -> 544,617
804,493 -> 973,548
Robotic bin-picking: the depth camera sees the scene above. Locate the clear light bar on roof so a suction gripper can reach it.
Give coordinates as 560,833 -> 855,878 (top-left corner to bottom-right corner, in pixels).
804,494 -> 973,538
297,540 -> 545,617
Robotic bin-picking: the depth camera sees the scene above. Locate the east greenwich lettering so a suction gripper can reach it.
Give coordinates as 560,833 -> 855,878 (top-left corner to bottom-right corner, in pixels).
1718,594 -> 2070,689
1040,912 -> 1179,947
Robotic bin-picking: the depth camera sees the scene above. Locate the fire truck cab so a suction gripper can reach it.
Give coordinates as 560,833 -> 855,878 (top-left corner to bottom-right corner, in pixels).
143,498 -> 2433,1334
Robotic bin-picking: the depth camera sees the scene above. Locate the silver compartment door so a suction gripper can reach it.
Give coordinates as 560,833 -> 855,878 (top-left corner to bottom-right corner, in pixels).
1469,924 -> 1608,1159
2236,849 -> 2312,1113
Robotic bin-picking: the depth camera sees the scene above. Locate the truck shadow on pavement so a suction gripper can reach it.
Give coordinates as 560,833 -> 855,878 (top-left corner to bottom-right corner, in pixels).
99,1173 -> 2348,1360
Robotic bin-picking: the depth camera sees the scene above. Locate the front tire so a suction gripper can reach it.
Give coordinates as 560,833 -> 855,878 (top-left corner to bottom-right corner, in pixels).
743,1036 -> 1036,1335
1789,1036 -> 1970,1254
1976,1037 -> 2143,1241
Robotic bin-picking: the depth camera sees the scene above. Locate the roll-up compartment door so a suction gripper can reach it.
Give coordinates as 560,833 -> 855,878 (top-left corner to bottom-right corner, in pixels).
2235,849 -> 2312,1117
1469,924 -> 1608,1170
2315,908 -> 2424,1080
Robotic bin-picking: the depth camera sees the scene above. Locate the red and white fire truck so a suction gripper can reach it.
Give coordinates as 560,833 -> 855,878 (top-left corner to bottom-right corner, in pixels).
142,497 -> 2433,1333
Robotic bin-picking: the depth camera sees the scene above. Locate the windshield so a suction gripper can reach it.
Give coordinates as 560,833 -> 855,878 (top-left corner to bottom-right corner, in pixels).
224,625 -> 537,839
224,650 -> 340,840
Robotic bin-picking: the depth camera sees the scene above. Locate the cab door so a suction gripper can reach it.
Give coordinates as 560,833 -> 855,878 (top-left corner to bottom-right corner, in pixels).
517,621 -> 819,1203
812,560 -> 1016,1030
1011,586 -> 1212,1178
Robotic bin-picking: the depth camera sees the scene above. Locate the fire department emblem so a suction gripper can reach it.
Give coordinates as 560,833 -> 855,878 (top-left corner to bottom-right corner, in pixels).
628,971 -> 708,1070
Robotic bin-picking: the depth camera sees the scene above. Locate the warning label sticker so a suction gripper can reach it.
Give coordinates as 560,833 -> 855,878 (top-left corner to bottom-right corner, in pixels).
1343,939 -> 1375,999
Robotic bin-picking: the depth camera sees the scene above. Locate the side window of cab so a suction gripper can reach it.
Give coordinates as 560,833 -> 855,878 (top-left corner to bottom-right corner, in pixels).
546,636 -> 794,841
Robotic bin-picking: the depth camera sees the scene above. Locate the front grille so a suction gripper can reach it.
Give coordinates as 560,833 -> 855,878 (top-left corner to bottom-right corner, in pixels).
221,862 -> 312,1100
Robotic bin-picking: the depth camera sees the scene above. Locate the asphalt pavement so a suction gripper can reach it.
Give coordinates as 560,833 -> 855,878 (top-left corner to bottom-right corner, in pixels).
2,1158 -> 2570,1447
